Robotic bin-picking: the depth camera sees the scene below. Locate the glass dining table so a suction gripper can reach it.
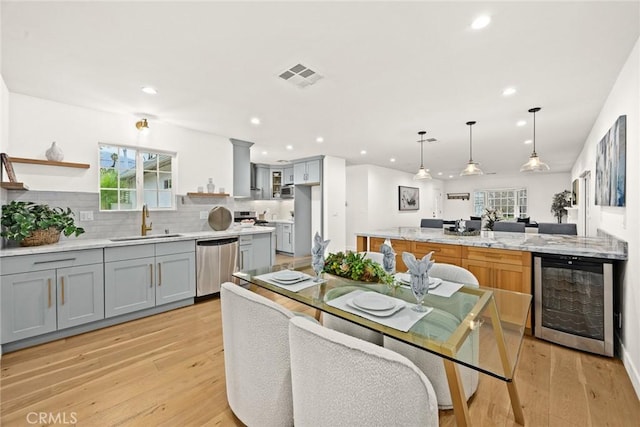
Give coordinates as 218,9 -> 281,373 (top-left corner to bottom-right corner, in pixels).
233,260 -> 532,427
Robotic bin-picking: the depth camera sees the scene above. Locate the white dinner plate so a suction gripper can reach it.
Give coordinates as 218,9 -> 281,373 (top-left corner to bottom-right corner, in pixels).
352,292 -> 396,311
395,273 -> 443,289
273,270 -> 304,281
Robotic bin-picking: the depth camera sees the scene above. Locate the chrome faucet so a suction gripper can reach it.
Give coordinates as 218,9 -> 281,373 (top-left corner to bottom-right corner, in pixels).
141,204 -> 152,236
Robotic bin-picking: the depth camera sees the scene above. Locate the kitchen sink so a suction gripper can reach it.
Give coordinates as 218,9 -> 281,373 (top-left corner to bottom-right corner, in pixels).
110,233 -> 182,242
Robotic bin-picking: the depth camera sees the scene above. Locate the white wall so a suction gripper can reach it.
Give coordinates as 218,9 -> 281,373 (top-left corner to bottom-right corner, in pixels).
442,172 -> 570,223
571,38 -> 640,398
0,75 -> 8,155
7,93 -> 233,195
322,156 -> 346,253
345,164 -> 443,250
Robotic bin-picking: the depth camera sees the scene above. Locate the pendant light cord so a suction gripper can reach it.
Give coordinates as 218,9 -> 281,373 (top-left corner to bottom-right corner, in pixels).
469,124 -> 473,162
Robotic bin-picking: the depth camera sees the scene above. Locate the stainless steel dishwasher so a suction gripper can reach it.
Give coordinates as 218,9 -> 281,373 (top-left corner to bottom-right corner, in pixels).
196,238 -> 239,297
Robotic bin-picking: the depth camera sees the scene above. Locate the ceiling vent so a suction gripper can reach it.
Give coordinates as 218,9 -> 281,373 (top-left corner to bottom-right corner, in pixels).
279,63 -> 323,88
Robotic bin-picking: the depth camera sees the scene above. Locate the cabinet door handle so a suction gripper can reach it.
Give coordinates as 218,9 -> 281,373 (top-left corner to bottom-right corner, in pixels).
34,258 -> 76,264
48,278 -> 52,308
240,251 -> 244,269
150,264 -> 154,287
289,234 -> 291,244
158,262 -> 162,286
61,276 -> 65,305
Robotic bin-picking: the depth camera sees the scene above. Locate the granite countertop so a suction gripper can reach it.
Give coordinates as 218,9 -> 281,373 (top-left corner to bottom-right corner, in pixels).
0,226 -> 275,258
358,227 -> 628,260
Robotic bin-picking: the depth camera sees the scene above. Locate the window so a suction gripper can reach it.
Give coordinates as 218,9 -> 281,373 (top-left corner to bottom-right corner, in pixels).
473,188 -> 527,219
99,144 -> 176,211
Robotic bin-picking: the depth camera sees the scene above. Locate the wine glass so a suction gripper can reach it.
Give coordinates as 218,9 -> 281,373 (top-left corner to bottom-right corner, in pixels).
409,272 -> 430,312
312,256 -> 324,282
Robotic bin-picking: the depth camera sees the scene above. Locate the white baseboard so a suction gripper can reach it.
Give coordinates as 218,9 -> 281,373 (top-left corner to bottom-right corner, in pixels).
621,342 -> 640,400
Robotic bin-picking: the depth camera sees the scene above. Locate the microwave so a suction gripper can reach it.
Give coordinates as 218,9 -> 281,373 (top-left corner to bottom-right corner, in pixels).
281,185 -> 294,198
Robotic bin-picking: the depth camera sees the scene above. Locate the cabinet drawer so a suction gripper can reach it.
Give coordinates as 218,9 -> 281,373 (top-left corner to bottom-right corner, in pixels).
105,244 -> 154,262
155,240 -> 195,256
413,242 -> 461,259
461,247 -> 530,267
369,237 -> 411,253
1,249 -> 104,275
239,235 -> 253,245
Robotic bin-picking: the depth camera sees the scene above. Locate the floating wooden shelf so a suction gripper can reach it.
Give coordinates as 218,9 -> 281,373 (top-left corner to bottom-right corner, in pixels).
187,192 -> 230,197
1,182 -> 29,190
8,157 -> 90,169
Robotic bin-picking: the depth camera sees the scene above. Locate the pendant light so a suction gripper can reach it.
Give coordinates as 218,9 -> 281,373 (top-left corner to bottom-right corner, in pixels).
520,107 -> 550,172
460,121 -> 483,176
413,131 -> 432,180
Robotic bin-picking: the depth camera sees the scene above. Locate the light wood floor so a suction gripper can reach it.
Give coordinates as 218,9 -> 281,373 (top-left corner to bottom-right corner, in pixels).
1,289 -> 639,427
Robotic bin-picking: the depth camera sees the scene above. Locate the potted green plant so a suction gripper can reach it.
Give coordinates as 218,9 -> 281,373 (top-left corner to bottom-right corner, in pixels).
323,251 -> 394,284
1,201 -> 85,246
482,208 -> 502,230
550,190 -> 572,223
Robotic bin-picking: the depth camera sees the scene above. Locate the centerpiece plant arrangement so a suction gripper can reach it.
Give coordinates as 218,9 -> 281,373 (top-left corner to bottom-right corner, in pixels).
1,201 -> 85,247
482,207 -> 503,230
323,251 -> 394,285
550,190 -> 572,223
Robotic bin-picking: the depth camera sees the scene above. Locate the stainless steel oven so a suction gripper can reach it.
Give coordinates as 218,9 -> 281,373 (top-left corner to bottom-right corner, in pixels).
534,253 -> 613,356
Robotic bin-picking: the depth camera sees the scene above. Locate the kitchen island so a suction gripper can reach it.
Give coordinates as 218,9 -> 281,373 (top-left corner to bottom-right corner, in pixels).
356,227 -> 627,331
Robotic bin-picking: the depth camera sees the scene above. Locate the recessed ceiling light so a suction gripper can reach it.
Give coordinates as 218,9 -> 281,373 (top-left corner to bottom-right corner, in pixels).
502,87 -> 517,96
141,86 -> 157,95
524,139 -> 533,145
262,151 -> 268,155
285,145 -> 293,150
316,137 -> 324,143
437,172 -> 443,176
516,120 -> 527,127
448,175 -> 454,178
471,15 -> 491,30
390,158 -> 396,162
250,117 -> 261,125
360,150 -> 367,155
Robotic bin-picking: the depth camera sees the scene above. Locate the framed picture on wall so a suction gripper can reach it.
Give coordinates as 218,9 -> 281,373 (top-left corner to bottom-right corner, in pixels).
595,115 -> 626,206
572,179 -> 579,206
398,186 -> 419,211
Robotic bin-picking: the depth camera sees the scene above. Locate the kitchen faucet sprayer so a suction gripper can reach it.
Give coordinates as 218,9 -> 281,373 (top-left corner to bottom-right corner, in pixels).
141,204 -> 153,236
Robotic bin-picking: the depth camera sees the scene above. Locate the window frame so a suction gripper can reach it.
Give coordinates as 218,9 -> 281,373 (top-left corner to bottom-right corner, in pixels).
98,143 -> 178,212
473,187 -> 528,219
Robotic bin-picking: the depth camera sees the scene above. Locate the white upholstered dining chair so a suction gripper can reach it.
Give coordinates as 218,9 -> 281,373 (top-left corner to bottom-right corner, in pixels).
384,263 -> 480,409
220,281 -> 301,426
288,316 -> 439,427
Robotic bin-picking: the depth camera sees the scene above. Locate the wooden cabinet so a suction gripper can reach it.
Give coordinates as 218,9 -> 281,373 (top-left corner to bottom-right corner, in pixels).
293,159 -> 321,184
461,247 -> 532,328
1,249 -> 104,343
413,241 -> 462,266
283,166 -> 294,185
104,241 -> 195,318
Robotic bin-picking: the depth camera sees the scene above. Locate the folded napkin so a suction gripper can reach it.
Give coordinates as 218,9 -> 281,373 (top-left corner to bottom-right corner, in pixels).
402,251 -> 435,276
380,238 -> 396,274
311,232 -> 331,273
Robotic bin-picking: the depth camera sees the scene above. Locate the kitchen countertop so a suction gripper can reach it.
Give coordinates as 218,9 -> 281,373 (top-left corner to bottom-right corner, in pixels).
263,219 -> 294,224
357,227 -> 628,260
0,226 -> 275,258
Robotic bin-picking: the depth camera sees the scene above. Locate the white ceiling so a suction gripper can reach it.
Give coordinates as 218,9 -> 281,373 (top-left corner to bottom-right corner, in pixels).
2,1 -> 639,179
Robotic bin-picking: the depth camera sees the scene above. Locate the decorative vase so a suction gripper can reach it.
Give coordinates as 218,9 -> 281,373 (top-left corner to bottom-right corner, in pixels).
45,141 -> 64,161
207,178 -> 215,193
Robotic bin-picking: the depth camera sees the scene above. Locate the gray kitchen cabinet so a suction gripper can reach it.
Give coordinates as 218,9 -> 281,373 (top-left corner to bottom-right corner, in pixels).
255,164 -> 271,200
282,223 -> 294,254
293,159 -> 321,184
0,249 -> 104,344
238,232 -> 274,271
283,166 -> 294,185
104,241 -> 195,318
276,223 -> 284,251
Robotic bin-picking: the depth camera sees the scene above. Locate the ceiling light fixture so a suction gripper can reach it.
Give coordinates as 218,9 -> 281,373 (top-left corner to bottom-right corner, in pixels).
471,15 -> 491,30
460,121 -> 483,176
285,145 -> 293,150
141,86 -> 157,95
516,120 -> 527,127
250,117 -> 261,125
360,150 -> 367,155
520,107 -> 550,172
413,131 -> 432,180
502,87 -> 517,96
135,118 -> 149,131
524,139 -> 533,145
390,158 -> 396,162
316,137 -> 324,143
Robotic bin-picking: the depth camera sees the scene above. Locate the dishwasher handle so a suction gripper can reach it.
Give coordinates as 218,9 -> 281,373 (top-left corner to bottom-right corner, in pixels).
197,238 -> 239,247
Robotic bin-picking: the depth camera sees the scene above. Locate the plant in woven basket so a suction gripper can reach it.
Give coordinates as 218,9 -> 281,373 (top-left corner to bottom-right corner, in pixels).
323,251 -> 394,285
1,201 -> 85,246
